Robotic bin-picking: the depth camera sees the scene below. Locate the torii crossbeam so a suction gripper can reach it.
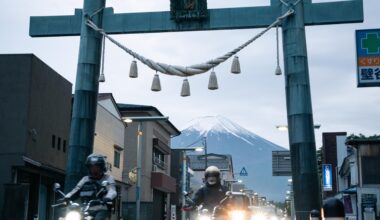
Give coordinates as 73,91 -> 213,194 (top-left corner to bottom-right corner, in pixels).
30,1 -> 363,219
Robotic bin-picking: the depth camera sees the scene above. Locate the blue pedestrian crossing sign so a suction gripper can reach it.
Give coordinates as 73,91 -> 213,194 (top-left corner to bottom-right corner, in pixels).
239,167 -> 248,176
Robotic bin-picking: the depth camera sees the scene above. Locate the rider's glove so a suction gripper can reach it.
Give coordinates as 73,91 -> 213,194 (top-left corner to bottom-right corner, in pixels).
102,197 -> 113,205
57,196 -> 70,203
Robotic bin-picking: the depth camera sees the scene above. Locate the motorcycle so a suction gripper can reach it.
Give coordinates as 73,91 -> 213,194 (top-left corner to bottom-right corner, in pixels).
52,181 -> 112,220
183,191 -> 213,220
211,191 -> 251,220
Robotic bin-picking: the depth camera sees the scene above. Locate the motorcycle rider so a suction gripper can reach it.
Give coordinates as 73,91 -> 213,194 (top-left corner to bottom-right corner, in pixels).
64,153 -> 117,220
185,166 -> 228,212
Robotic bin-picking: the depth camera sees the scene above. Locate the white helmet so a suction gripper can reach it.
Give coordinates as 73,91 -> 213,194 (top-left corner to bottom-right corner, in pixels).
205,166 -> 221,179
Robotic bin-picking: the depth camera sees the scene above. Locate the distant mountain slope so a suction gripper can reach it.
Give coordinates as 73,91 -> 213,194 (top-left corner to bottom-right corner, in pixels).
171,115 -> 289,202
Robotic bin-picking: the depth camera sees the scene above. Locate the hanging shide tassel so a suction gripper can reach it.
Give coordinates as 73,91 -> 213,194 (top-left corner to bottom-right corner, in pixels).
181,79 -> 190,97
231,56 -> 241,74
208,70 -> 218,90
275,65 -> 282,75
99,35 -> 106,82
129,60 -> 138,78
275,24 -> 282,76
151,73 -> 161,91
98,73 -> 105,82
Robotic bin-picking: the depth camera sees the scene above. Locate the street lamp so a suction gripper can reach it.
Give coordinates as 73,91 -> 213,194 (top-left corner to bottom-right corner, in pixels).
172,147 -> 205,220
123,116 -> 169,220
202,136 -> 208,169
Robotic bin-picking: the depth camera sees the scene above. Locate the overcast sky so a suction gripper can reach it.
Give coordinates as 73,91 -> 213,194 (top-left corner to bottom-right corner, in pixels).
1,0 -> 379,149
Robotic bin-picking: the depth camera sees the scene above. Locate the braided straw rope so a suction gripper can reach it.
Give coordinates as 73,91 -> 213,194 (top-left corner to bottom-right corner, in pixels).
86,9 -> 294,77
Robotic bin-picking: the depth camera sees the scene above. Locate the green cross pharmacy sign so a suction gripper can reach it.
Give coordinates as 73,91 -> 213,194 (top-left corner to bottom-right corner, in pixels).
356,29 -> 380,87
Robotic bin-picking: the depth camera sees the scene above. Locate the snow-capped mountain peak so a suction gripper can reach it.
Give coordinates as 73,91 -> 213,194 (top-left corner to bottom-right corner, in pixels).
182,115 -> 256,138
172,116 -> 288,201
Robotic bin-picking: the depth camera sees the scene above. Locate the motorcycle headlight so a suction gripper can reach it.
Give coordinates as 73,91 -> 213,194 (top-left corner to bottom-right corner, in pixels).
251,214 -> 266,220
270,216 -> 278,220
229,210 -> 246,220
199,215 -> 211,220
65,211 -> 81,220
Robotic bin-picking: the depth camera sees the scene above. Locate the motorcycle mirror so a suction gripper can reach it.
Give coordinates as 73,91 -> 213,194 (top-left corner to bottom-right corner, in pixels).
101,181 -> 109,187
201,209 -> 209,214
183,191 -> 189,197
53,183 -> 61,192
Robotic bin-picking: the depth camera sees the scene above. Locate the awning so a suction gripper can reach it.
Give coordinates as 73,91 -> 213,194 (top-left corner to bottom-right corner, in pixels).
151,172 -> 176,193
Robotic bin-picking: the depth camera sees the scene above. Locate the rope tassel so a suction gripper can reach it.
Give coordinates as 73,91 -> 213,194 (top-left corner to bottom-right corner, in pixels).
275,65 -> 282,75
275,24 -> 282,76
181,79 -> 190,97
99,73 -> 105,82
129,60 -> 138,78
151,73 -> 161,91
208,70 -> 218,90
231,56 -> 241,74
99,35 -> 106,82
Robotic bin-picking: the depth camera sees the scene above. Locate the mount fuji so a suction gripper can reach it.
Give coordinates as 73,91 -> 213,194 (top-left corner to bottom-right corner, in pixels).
171,115 -> 289,202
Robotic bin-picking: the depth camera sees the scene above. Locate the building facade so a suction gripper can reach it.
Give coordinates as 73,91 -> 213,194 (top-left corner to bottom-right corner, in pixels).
118,104 -> 180,220
337,138 -> 380,220
0,55 -> 131,220
95,93 -> 130,220
322,132 -> 347,198
0,54 -> 72,220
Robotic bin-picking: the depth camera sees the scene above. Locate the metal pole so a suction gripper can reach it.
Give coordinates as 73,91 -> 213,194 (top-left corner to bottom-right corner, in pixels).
64,0 -> 105,192
136,122 -> 143,220
203,136 -> 208,169
281,1 -> 321,219
291,188 -> 295,220
181,152 -> 187,220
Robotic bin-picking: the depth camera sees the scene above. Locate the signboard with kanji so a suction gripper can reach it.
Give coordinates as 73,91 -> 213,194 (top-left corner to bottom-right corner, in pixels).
170,0 -> 208,21
322,164 -> 333,191
356,29 -> 380,87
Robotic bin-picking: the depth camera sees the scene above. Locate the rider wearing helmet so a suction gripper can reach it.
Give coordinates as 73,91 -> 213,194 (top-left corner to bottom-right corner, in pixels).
65,153 -> 117,220
187,166 -> 228,211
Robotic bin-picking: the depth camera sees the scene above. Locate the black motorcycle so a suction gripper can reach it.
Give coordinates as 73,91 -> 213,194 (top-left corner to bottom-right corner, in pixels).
183,191 -> 213,220
51,181 -> 112,220
211,191 -> 251,220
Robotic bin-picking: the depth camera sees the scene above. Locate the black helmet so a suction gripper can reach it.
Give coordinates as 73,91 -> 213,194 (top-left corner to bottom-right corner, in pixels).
205,166 -> 221,179
86,153 -> 107,172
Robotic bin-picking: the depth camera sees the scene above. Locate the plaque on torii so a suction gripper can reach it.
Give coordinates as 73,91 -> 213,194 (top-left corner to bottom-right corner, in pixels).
29,1 -> 363,219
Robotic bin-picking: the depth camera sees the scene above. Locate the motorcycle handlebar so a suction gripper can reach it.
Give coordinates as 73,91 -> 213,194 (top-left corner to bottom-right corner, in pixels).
51,202 -> 67,208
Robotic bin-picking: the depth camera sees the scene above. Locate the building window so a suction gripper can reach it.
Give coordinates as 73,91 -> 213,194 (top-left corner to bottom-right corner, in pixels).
57,137 -> 61,150
153,148 -> 166,169
63,140 -> 67,152
52,135 -> 56,148
114,150 -> 120,168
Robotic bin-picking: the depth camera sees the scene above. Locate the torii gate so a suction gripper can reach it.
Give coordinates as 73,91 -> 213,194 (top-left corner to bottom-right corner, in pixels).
30,0 -> 363,219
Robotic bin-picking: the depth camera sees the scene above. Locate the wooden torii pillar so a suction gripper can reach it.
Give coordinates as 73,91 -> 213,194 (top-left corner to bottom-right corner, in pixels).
30,0 -> 363,219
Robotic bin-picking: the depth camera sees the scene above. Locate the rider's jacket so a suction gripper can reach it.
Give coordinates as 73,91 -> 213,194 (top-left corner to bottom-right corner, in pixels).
192,182 -> 228,211
65,174 -> 117,211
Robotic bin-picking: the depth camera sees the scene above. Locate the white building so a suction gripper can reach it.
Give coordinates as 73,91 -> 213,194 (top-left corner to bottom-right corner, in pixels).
95,93 -> 130,220
336,139 -> 380,220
